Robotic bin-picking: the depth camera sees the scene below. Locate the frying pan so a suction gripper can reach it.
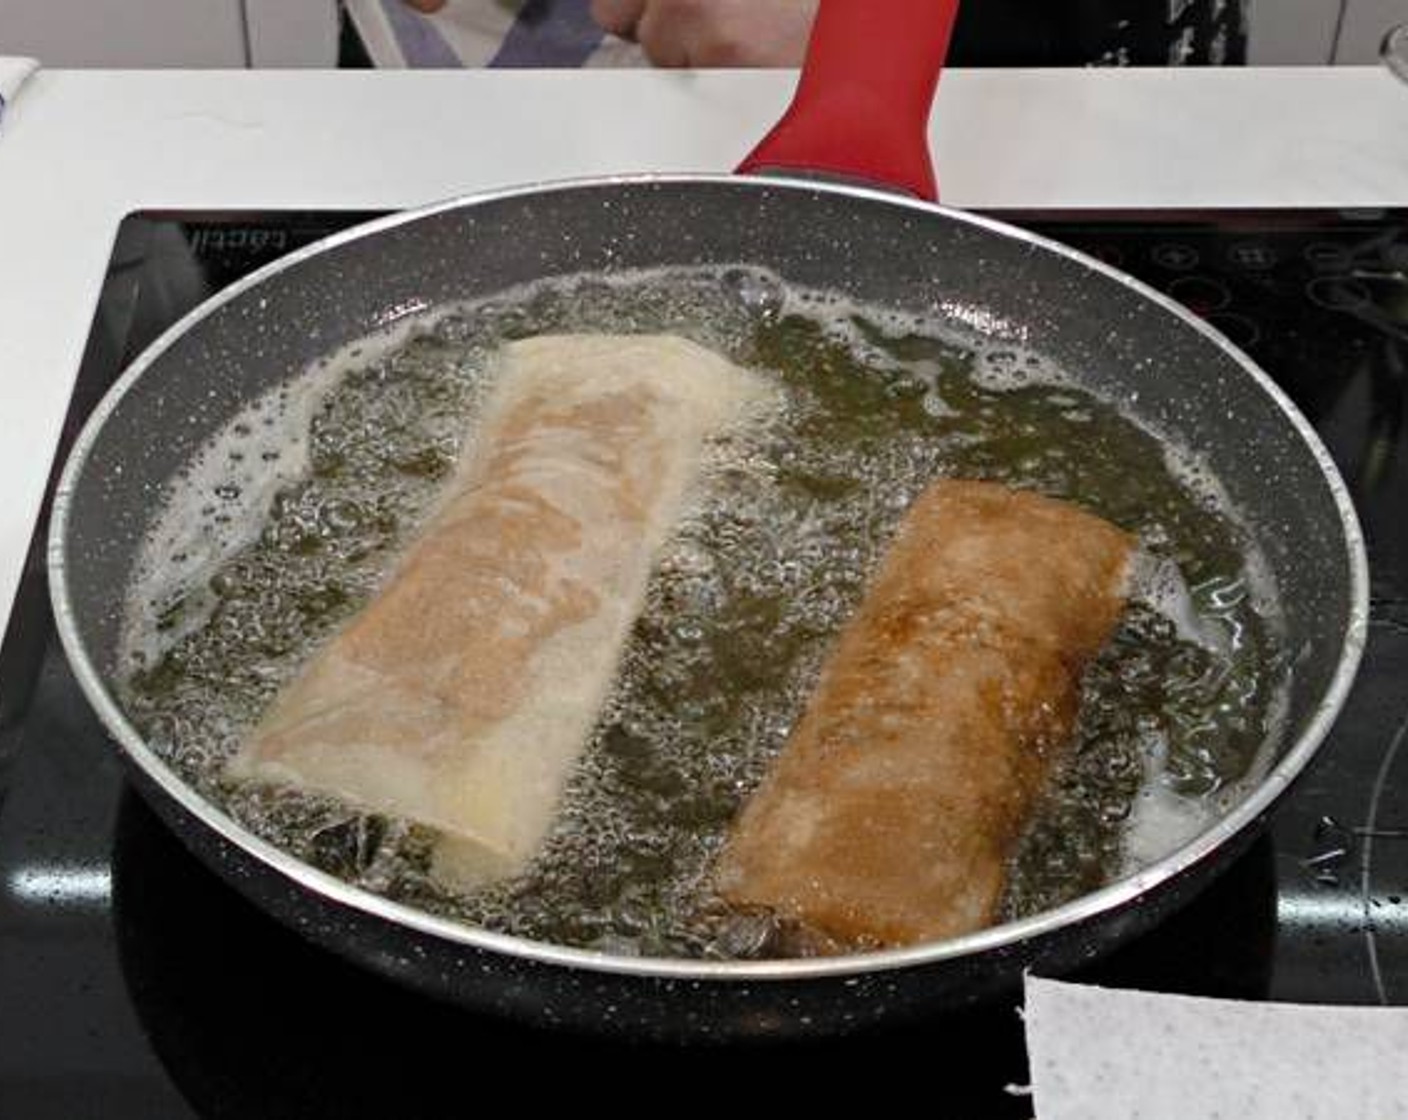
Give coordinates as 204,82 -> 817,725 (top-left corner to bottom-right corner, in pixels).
49,0 -> 1367,1040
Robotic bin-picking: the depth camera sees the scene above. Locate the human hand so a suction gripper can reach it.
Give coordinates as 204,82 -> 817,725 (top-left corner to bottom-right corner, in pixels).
590,0 -> 819,67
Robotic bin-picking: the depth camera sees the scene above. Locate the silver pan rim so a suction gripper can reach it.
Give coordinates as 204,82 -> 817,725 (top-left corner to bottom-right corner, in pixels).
49,173 -> 1370,982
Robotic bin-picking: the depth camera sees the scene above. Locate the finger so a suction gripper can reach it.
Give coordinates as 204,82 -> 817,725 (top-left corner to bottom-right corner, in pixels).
403,0 -> 447,12
635,0 -> 704,68
636,0 -> 816,68
591,0 -> 648,39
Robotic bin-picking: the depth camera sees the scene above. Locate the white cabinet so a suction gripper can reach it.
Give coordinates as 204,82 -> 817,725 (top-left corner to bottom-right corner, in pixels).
0,0 -> 338,67
1336,0 -> 1408,62
246,0 -> 340,67
1249,0 -> 1408,64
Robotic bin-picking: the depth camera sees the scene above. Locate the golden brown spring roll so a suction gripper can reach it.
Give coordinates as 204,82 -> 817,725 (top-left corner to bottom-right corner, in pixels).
228,334 -> 769,887
714,480 -> 1134,950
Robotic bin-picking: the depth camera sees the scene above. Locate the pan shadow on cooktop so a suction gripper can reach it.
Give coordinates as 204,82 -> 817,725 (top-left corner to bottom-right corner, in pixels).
112,792 -> 1275,1118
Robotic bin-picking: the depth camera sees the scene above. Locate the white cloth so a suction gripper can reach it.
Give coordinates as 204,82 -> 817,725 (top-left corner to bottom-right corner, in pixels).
0,58 -> 38,131
408,0 -> 645,68
1025,976 -> 1408,1120
344,0 -> 646,69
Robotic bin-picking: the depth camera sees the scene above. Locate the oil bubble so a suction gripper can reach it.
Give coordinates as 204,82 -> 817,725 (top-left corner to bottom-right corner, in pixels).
118,264 -> 1286,959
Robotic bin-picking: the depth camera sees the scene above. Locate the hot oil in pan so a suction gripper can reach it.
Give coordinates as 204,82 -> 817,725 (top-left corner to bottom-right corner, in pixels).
118,267 -> 1285,958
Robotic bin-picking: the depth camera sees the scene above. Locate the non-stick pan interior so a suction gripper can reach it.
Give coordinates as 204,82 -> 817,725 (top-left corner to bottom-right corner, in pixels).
59,178 -> 1361,777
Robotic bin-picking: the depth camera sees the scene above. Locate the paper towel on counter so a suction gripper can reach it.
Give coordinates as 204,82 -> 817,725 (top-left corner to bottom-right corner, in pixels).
1025,976 -> 1408,1120
0,58 -> 39,131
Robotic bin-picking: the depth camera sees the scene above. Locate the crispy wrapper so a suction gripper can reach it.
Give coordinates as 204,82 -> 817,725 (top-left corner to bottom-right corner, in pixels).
715,480 -> 1134,950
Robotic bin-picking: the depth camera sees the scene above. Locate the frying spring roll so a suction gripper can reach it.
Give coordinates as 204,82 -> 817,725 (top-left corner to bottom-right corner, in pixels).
714,480 -> 1134,950
228,334 -> 769,887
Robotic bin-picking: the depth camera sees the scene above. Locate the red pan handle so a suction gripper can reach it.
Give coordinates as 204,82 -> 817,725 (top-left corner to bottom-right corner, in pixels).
737,0 -> 959,202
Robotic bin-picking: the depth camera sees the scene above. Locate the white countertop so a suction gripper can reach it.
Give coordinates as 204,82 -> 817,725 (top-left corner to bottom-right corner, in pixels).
1,65 -> 1406,648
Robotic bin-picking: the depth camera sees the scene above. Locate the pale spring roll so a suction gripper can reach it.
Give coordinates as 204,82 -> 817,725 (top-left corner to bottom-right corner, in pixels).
228,334 -> 769,887
714,479 -> 1134,951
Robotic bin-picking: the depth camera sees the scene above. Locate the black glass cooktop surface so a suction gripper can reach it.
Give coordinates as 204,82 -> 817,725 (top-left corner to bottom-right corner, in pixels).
1,207 -> 1404,1118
